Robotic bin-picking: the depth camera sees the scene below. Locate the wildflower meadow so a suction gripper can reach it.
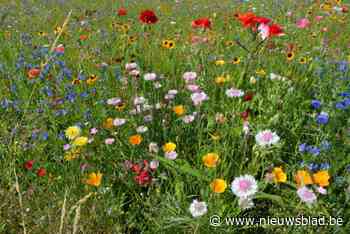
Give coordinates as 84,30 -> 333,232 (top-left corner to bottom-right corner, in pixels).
1,0 -> 350,233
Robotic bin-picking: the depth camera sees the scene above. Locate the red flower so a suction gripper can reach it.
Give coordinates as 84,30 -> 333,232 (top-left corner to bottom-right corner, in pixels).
241,110 -> 250,121
236,12 -> 271,29
27,68 -> 40,80
192,18 -> 211,29
243,92 -> 254,102
268,24 -> 284,37
131,163 -> 141,174
54,44 -> 65,54
139,10 -> 158,24
37,167 -> 46,177
134,170 -> 151,185
24,160 -> 35,170
117,7 -> 127,16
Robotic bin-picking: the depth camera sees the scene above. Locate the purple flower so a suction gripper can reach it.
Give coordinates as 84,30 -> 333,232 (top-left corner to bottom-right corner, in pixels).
299,143 -> 307,153
297,186 -> 317,204
316,112 -> 329,125
311,100 -> 321,109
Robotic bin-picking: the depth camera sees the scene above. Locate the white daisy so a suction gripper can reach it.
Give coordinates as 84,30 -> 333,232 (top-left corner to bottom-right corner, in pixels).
231,175 -> 258,198
189,199 -> 207,218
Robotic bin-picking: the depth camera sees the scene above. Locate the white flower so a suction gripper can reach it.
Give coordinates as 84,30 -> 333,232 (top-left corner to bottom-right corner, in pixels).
144,73 -> 157,81
189,199 -> 207,218
113,118 -> 126,126
225,88 -> 244,98
134,96 -> 146,105
165,151 -> 177,160
148,142 -> 159,153
231,175 -> 258,198
168,89 -> 178,95
125,62 -> 138,71
136,125 -> 148,133
107,97 -> 121,105
255,130 -> 280,147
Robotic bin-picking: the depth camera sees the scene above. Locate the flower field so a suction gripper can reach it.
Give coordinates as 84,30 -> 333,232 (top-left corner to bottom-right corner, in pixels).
1,0 -> 350,233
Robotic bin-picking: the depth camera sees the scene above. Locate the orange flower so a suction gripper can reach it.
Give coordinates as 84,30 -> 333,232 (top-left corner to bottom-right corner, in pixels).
313,170 -> 330,187
295,170 -> 313,187
129,134 -> 143,145
272,167 -> 287,183
210,179 -> 227,193
202,153 -> 219,168
172,105 -> 185,116
79,34 -> 88,41
85,172 -> 102,187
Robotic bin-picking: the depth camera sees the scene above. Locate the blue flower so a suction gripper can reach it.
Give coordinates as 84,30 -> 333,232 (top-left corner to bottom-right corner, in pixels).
319,162 -> 330,170
335,102 -> 346,110
316,112 -> 329,125
306,145 -> 320,156
311,100 -> 321,109
299,143 -> 307,153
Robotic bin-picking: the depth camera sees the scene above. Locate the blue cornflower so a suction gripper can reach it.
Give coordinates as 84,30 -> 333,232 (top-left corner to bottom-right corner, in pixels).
335,101 -> 346,110
338,61 -> 348,73
316,112 -> 329,125
306,145 -> 320,156
319,162 -> 330,170
311,100 -> 321,109
307,162 -> 319,172
42,132 -> 49,141
299,143 -> 307,153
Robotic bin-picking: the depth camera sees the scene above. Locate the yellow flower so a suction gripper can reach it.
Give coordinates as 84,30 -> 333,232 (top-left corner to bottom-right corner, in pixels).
163,142 -> 176,153
210,179 -> 227,193
54,26 -> 62,35
215,76 -> 226,85
313,170 -> 330,187
86,74 -> 98,85
129,134 -> 143,145
85,172 -> 102,187
162,39 -> 175,49
232,57 -> 241,64
224,40 -> 235,47
64,148 -> 81,161
299,57 -> 307,64
215,60 -> 225,66
272,167 -> 287,183
173,105 -> 185,116
72,136 -> 88,147
103,118 -> 114,129
286,51 -> 295,61
295,170 -> 313,187
65,126 -> 81,140
202,153 -> 219,168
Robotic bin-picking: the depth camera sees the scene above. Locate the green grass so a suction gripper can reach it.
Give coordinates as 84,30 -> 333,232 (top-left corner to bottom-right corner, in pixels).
0,0 -> 350,233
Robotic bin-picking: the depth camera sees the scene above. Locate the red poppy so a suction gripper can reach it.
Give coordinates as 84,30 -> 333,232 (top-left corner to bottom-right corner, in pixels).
139,10 -> 158,24
24,160 -> 35,170
131,163 -> 141,174
236,12 -> 271,29
27,68 -> 40,80
134,170 -> 151,185
117,7 -> 127,16
37,167 -> 46,177
192,17 -> 211,29
268,24 -> 284,37
243,92 -> 254,102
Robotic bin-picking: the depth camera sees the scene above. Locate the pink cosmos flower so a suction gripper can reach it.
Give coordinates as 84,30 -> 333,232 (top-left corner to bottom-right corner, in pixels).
191,91 -> 209,106
183,72 -> 197,83
186,84 -> 201,92
144,73 -> 157,81
225,88 -> 245,97
105,138 -> 115,145
297,186 -> 317,204
296,18 -> 310,29
165,151 -> 177,160
255,130 -> 280,147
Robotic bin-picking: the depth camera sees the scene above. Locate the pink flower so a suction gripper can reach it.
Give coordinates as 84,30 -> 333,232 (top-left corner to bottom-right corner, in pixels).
186,84 -> 201,92
297,186 -> 317,204
107,97 -> 121,105
191,91 -> 209,106
315,16 -> 324,22
231,175 -> 258,198
105,138 -> 115,145
225,88 -> 245,97
144,73 -> 157,81
183,72 -> 197,83
63,144 -> 71,151
317,186 -> 327,195
296,18 -> 310,29
90,128 -> 98,135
